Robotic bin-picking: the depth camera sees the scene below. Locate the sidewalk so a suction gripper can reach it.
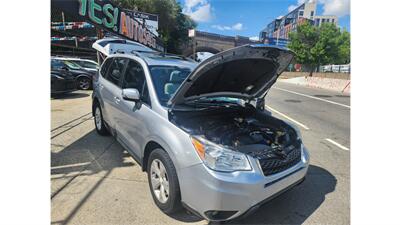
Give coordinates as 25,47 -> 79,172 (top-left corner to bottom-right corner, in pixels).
278,76 -> 351,94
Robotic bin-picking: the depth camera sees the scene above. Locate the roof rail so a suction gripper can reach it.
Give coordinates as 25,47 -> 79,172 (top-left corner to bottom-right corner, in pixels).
125,49 -> 196,63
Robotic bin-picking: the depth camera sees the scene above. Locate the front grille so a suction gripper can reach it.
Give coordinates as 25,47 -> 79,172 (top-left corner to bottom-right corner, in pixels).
258,146 -> 301,176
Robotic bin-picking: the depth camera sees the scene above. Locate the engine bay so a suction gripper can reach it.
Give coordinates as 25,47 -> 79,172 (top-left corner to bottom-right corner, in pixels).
170,107 -> 300,161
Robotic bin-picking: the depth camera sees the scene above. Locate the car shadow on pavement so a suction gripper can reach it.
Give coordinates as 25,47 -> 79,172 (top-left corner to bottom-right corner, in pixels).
222,165 -> 337,225
51,91 -> 90,100
169,210 -> 205,223
51,130 -> 136,224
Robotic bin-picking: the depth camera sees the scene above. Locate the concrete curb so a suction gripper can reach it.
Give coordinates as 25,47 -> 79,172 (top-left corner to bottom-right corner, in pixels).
278,76 -> 351,94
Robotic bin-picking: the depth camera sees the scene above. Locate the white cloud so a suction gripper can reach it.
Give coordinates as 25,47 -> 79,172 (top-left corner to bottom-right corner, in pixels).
211,23 -> 243,31
232,23 -> 243,30
183,0 -> 212,22
288,5 -> 298,12
185,0 -> 206,9
249,36 -> 259,41
319,0 -> 350,17
288,0 -> 306,12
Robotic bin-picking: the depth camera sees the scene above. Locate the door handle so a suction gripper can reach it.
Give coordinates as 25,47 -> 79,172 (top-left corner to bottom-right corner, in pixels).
114,96 -> 120,103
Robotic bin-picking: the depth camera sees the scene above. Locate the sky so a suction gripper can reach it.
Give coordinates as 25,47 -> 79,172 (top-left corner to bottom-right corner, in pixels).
178,0 -> 350,40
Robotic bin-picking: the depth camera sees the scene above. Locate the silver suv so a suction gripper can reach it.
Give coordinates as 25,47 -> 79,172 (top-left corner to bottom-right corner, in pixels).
92,39 -> 309,222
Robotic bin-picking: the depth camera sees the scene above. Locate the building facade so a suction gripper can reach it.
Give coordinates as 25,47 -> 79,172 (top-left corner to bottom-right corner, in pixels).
259,1 -> 338,45
313,15 -> 338,27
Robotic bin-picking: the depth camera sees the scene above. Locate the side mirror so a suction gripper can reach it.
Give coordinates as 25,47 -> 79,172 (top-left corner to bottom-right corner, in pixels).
122,88 -> 140,102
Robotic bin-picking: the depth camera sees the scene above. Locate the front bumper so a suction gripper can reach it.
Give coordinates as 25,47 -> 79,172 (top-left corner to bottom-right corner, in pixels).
51,79 -> 77,94
179,146 -> 310,221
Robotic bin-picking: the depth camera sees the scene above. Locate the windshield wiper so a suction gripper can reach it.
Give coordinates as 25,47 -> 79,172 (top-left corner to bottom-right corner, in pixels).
184,98 -> 244,108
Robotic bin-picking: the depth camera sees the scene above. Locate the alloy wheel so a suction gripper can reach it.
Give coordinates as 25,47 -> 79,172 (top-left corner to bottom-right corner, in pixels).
95,107 -> 102,130
150,159 -> 170,203
79,78 -> 90,90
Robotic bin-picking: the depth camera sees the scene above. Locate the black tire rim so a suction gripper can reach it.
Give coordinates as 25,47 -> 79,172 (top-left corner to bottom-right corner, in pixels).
79,78 -> 90,90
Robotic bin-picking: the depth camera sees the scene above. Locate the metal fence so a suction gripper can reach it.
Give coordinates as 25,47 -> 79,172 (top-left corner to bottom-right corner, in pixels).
319,64 -> 351,73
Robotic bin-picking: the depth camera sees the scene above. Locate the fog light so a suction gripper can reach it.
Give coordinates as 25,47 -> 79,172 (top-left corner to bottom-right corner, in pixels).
204,210 -> 237,220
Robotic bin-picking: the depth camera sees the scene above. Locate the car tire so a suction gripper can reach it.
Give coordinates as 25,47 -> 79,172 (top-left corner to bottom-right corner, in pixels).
147,148 -> 182,214
93,103 -> 109,136
77,77 -> 92,90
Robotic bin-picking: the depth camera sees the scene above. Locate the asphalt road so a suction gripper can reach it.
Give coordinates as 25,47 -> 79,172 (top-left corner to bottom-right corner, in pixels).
51,82 -> 350,225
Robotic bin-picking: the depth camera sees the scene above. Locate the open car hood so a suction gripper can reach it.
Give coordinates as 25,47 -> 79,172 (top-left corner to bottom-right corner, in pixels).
169,44 -> 294,106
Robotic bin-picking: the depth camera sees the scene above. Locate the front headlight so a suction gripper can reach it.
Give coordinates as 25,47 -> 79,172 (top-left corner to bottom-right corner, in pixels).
191,136 -> 252,172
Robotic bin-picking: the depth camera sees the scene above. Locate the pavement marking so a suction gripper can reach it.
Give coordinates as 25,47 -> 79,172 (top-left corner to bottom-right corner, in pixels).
266,106 -> 310,130
272,87 -> 351,109
325,138 -> 350,151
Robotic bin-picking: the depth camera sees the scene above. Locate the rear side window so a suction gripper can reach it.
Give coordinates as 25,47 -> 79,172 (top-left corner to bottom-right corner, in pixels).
100,58 -> 112,77
105,58 -> 127,87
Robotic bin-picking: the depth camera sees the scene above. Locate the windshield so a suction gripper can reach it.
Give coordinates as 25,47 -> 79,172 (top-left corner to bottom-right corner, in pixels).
148,66 -> 192,106
64,61 -> 82,70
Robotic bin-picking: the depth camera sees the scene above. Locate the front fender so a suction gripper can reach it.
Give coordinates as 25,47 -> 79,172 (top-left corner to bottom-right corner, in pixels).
143,124 -> 203,171
76,73 -> 92,80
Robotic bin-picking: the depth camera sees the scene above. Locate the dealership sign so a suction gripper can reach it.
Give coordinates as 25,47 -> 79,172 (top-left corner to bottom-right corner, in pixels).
52,0 -> 164,51
124,9 -> 159,36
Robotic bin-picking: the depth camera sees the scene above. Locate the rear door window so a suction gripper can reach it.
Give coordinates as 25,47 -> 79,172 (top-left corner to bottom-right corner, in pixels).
105,58 -> 127,87
100,58 -> 112,77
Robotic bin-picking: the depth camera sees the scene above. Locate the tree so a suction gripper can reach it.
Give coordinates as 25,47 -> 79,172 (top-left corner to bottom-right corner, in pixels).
336,29 -> 351,64
114,0 -> 196,54
288,22 -> 350,76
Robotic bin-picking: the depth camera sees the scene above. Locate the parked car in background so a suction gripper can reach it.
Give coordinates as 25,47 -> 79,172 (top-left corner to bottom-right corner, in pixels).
51,70 -> 77,94
51,58 -> 94,90
91,39 -> 309,222
53,57 -> 99,72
